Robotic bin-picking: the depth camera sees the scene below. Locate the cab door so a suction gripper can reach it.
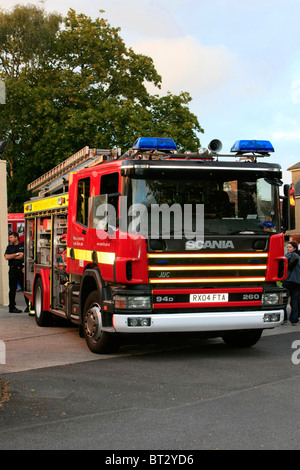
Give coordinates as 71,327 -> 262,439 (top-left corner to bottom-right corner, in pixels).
90,172 -> 119,282
68,176 -> 91,274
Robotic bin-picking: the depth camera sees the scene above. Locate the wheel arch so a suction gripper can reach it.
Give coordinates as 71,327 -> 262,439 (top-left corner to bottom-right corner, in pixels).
79,268 -> 109,323
32,269 -> 50,311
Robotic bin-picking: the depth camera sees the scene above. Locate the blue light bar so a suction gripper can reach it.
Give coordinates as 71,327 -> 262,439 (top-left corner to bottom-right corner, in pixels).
231,140 -> 274,153
132,137 -> 177,151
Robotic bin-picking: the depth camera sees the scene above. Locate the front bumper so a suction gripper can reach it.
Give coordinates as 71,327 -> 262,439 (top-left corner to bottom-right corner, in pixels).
112,309 -> 284,333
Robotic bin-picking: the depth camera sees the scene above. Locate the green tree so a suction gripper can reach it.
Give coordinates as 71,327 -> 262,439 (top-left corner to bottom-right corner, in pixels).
0,5 -> 203,211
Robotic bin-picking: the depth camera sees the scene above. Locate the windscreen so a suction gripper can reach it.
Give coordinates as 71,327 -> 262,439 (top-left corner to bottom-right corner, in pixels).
126,170 -> 280,237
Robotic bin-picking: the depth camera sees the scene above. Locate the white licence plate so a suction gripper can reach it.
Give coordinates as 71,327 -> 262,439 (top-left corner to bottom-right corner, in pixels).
189,293 -> 229,303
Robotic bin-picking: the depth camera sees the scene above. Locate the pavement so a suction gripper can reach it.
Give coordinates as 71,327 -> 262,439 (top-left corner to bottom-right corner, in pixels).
0,291 -> 299,374
0,292 -> 111,374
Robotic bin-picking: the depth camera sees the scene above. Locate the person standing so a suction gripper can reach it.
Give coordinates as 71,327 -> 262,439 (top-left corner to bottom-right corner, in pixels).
4,232 -> 29,313
283,241 -> 300,325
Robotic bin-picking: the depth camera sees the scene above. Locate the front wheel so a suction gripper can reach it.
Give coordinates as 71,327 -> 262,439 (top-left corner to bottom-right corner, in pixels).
83,291 -> 119,354
222,329 -> 262,348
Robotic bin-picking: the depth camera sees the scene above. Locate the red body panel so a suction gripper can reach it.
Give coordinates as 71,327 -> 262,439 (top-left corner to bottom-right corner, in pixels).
265,233 -> 287,281
33,268 -> 51,311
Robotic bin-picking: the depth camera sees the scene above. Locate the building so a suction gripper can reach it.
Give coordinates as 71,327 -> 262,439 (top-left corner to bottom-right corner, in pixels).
287,162 -> 300,244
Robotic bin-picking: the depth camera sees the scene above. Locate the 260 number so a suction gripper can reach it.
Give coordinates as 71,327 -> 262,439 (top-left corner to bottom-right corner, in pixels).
243,294 -> 260,300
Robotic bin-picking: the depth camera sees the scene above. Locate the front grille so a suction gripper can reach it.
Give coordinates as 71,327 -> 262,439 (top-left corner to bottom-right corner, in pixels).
148,252 -> 268,286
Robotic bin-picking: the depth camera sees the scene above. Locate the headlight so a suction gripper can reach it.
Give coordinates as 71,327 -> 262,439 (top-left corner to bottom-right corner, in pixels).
262,291 -> 287,306
262,293 -> 280,306
114,295 -> 152,309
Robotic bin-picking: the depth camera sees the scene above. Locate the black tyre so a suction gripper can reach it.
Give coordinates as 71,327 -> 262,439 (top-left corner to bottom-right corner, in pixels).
34,278 -> 53,327
222,329 -> 262,348
83,290 -> 119,354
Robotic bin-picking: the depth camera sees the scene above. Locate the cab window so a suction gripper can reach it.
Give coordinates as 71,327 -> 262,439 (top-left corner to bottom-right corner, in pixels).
100,172 -> 119,195
100,173 -> 119,216
76,177 -> 90,226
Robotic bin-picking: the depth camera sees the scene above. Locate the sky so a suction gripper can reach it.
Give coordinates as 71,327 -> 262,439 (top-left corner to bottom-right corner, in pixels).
1,0 -> 300,184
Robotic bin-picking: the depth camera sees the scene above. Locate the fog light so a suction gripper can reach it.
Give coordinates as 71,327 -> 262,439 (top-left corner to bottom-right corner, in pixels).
264,313 -> 280,322
129,317 -> 138,327
271,313 -> 280,322
128,317 -> 151,327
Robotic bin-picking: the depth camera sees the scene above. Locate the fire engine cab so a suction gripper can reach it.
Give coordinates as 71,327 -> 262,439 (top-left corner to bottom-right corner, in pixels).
24,138 -> 294,353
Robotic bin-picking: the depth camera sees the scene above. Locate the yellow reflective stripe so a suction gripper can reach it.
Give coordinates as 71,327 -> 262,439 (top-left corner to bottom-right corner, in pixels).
148,265 -> 267,271
97,251 -> 115,265
67,248 -> 115,265
67,248 -> 91,261
148,253 -> 268,259
74,249 -> 93,262
149,277 -> 266,284
24,194 -> 69,213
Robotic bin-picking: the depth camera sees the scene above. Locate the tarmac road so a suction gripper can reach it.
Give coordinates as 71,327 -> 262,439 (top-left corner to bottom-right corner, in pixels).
0,291 -> 298,373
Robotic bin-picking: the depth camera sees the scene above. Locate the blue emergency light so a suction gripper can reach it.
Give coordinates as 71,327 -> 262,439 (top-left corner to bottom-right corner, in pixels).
231,140 -> 274,153
132,137 -> 177,151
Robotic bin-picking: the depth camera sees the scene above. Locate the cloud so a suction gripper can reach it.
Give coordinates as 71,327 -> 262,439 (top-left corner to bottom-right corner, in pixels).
134,35 -> 237,96
282,170 -> 292,185
272,112 -> 300,141
291,79 -> 300,104
273,131 -> 300,140
100,0 -> 178,37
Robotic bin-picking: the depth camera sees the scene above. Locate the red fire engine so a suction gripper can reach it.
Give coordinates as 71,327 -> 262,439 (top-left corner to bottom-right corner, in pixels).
24,138 -> 294,353
8,213 -> 25,243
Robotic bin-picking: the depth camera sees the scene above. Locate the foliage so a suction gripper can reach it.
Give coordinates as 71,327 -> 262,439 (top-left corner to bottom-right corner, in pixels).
0,5 -> 203,211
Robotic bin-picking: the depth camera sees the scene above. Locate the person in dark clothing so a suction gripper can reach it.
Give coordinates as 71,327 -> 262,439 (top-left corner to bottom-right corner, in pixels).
283,241 -> 300,325
4,232 -> 29,313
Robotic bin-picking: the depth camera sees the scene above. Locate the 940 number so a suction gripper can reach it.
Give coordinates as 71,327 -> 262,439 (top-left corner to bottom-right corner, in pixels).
155,296 -> 174,303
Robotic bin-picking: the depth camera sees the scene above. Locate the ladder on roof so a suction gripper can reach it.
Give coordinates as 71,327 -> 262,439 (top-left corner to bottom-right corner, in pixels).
27,146 -> 121,197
